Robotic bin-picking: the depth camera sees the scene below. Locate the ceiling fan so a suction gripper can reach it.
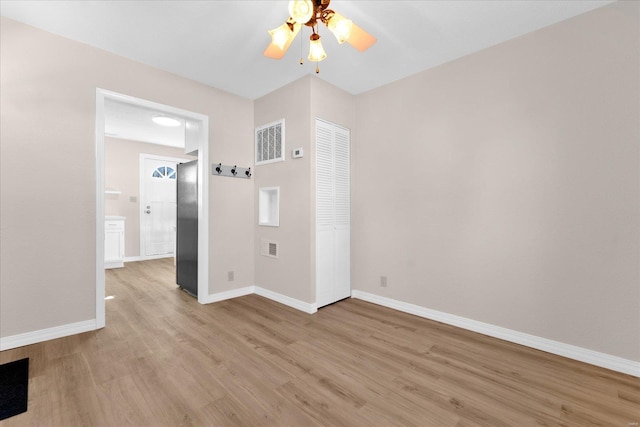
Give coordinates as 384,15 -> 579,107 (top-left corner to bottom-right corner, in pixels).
264,0 -> 376,73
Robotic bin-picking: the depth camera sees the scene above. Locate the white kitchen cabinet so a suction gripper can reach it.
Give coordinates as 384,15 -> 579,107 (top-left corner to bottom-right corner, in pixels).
105,216 -> 125,269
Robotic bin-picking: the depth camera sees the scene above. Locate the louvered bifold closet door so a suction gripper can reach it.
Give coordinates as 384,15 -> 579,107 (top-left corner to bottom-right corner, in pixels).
316,119 -> 351,308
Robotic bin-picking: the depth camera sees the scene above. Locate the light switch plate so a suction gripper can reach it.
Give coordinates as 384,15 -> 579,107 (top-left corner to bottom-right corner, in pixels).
292,148 -> 303,158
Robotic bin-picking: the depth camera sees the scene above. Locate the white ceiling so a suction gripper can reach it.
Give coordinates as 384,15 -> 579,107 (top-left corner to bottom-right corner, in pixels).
1,0 -> 612,100
104,98 -> 186,147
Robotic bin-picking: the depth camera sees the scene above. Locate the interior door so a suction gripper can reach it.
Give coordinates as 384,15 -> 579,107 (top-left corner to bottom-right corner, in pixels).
141,156 -> 180,257
316,119 -> 351,308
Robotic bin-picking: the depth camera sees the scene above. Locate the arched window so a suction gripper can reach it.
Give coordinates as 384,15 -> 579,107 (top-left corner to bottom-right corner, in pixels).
152,166 -> 176,179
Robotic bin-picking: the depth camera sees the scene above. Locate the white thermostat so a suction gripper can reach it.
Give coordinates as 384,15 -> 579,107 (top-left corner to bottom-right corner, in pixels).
292,148 -> 303,158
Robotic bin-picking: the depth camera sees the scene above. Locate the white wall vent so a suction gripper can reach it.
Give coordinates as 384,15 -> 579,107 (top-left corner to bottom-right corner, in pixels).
255,119 -> 285,165
261,239 -> 279,259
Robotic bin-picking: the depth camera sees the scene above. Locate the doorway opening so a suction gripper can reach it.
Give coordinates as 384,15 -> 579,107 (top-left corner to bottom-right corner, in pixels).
95,89 -> 210,328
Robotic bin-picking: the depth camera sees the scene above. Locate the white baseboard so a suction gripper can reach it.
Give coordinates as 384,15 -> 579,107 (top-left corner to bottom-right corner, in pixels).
124,254 -> 173,263
203,286 -> 317,314
105,260 -> 124,269
351,290 -> 640,378
0,319 -> 97,351
255,287 -> 318,314
202,286 -> 255,304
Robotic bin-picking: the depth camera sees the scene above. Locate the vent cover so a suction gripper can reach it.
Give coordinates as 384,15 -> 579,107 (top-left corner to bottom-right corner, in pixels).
255,119 -> 285,165
260,239 -> 279,259
269,242 -> 277,256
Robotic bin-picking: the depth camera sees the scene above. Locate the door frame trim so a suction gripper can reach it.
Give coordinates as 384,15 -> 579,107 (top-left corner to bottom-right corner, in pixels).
96,89 -> 210,328
139,153 -> 190,259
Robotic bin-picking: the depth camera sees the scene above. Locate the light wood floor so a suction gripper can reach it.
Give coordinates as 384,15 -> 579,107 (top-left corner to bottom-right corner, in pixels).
1,258 -> 638,426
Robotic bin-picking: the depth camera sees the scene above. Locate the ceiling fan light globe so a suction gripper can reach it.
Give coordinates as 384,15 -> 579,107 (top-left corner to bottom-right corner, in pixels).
269,23 -> 293,50
308,37 -> 327,62
327,13 -> 352,44
288,0 -> 314,24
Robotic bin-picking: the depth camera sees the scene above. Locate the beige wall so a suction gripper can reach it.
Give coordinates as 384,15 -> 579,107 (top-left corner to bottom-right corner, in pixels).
0,17 -> 254,337
254,76 -> 313,302
105,137 -> 196,258
352,1 -> 640,361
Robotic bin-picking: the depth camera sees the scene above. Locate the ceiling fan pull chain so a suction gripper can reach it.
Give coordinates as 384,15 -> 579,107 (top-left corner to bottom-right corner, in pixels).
300,29 -> 304,65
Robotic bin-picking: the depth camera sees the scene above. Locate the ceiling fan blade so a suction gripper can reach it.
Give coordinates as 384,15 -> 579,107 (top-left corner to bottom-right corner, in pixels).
264,21 -> 301,60
347,23 -> 376,52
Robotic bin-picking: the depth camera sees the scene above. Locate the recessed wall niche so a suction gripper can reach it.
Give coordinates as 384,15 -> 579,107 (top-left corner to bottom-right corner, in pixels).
258,187 -> 280,227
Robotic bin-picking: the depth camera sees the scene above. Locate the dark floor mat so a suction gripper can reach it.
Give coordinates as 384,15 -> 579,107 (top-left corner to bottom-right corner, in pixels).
0,358 -> 29,420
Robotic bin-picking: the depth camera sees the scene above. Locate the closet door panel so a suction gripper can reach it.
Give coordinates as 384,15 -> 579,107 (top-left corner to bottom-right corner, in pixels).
316,229 -> 335,308
334,228 -> 351,301
316,122 -> 334,232
334,126 -> 350,228
315,119 -> 351,308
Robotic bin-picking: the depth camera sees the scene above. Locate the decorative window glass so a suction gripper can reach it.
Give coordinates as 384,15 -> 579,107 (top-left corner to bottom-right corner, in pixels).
255,119 -> 285,165
152,166 -> 176,179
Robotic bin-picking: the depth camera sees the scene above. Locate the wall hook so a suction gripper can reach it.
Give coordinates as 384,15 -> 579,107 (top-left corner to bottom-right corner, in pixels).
231,165 -> 237,176
215,163 -> 222,174
245,167 -> 252,178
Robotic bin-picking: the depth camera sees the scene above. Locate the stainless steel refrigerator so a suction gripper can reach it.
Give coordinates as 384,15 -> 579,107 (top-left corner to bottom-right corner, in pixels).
176,160 -> 198,297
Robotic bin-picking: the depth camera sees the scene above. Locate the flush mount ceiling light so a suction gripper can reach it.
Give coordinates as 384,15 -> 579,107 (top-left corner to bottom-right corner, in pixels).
264,0 -> 376,74
152,115 -> 181,127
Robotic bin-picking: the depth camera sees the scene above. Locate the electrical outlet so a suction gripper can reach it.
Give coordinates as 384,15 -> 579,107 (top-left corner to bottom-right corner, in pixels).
228,271 -> 234,282
380,276 -> 387,288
